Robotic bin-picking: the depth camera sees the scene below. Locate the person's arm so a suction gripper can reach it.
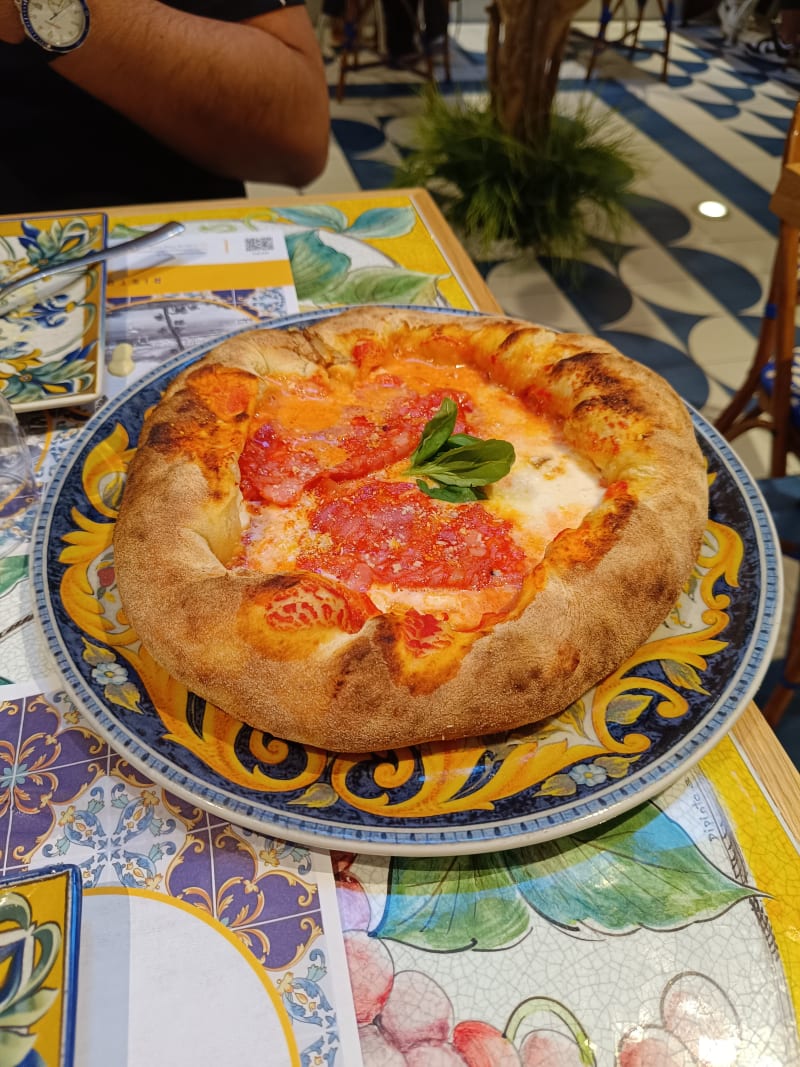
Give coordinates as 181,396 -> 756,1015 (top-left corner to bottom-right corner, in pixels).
0,0 -> 330,188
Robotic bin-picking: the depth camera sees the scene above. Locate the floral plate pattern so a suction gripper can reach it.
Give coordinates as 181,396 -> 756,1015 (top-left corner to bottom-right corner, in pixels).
0,215 -> 106,413
31,308 -> 782,856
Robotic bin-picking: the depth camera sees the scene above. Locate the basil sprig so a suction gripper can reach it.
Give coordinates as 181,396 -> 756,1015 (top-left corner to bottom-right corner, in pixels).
406,397 -> 515,502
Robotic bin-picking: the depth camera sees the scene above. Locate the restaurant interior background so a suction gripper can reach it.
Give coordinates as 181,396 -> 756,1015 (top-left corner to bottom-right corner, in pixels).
247,0 -> 800,764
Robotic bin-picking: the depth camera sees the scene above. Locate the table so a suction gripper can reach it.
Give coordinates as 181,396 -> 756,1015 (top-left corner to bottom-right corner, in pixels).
1,188 -> 798,1066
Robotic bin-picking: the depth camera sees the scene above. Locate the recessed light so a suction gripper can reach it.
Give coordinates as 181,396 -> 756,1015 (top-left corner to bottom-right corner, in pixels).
697,200 -> 729,219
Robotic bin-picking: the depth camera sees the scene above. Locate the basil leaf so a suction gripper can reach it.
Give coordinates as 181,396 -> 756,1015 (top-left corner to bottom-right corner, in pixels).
406,399 -> 515,502
413,440 -> 516,486
409,397 -> 458,466
416,479 -> 483,502
443,433 -> 482,448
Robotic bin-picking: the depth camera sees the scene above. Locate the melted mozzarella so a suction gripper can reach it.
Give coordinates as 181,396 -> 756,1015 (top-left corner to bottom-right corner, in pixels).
486,443 -> 604,561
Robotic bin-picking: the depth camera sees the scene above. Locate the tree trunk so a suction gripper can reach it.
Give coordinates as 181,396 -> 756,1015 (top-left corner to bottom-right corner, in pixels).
486,0 -> 587,144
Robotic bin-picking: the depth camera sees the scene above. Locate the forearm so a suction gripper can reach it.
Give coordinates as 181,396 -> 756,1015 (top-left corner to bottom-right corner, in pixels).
14,0 -> 329,187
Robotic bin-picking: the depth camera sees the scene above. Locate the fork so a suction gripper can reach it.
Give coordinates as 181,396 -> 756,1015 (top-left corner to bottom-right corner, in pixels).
0,220 -> 185,305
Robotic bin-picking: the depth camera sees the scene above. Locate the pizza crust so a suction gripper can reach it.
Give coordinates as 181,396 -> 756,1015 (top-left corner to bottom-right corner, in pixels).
113,309 -> 708,751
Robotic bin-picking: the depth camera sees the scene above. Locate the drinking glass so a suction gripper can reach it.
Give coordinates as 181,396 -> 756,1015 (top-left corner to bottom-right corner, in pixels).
0,392 -> 38,538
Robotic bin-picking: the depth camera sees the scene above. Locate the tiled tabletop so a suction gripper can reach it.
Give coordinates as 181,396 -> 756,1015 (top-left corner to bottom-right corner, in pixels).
1,190 -> 798,1066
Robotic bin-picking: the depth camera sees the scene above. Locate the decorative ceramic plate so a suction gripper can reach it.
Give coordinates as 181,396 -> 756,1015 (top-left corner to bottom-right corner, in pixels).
0,214 -> 106,413
32,309 -> 782,856
0,864 -> 82,1067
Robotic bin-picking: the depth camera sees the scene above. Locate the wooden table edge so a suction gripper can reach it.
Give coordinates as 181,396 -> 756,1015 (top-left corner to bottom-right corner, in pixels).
733,702 -> 800,842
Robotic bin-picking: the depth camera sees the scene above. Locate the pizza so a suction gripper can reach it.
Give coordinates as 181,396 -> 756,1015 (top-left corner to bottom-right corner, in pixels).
113,308 -> 708,751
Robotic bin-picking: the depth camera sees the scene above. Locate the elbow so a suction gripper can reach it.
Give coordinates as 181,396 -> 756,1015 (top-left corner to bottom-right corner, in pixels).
243,113 -> 329,188
280,124 -> 330,187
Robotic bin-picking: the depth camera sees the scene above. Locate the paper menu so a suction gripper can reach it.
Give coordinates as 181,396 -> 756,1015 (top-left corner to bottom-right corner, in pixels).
102,222 -> 299,398
106,226 -> 296,301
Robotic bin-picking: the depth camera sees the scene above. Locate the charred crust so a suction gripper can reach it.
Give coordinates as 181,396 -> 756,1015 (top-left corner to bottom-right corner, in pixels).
145,421 -> 179,451
573,393 -> 643,418
651,572 -> 671,604
373,618 -> 399,655
173,397 -> 216,426
332,640 -> 373,689
602,494 -> 636,535
556,644 -> 580,674
498,327 -> 537,350
298,329 -> 334,365
261,572 -> 311,594
548,351 -> 623,391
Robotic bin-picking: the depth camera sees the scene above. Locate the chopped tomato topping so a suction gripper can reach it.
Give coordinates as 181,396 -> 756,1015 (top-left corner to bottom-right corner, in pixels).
352,340 -> 379,365
296,480 -> 526,591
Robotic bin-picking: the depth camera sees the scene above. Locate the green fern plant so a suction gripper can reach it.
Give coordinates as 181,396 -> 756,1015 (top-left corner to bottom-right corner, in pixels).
393,89 -> 642,265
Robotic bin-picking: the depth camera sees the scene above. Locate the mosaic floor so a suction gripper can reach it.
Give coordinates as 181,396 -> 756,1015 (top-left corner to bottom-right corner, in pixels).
248,11 -> 800,762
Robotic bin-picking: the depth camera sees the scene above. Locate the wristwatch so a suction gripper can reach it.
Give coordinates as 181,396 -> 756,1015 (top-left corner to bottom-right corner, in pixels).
14,0 -> 90,53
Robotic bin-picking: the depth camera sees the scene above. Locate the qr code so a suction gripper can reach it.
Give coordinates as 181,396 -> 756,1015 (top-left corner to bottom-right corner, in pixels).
244,236 -> 275,255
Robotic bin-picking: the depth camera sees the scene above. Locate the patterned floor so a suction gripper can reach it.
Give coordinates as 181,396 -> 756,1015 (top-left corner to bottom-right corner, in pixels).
249,12 -> 800,763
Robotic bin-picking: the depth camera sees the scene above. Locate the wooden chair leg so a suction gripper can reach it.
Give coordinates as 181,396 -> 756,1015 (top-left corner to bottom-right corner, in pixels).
337,0 -> 376,103
629,0 -> 644,57
661,0 -> 675,81
585,0 -> 672,82
441,1 -> 451,83
715,226 -> 785,438
585,0 -> 617,81
770,224 -> 799,477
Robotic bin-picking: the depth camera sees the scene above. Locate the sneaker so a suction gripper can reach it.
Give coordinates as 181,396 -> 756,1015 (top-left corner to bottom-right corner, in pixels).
745,33 -> 793,63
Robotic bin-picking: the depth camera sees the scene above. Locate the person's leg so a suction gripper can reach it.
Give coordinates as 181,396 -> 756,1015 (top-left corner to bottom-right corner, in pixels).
381,0 -> 418,58
321,0 -> 346,50
421,0 -> 448,46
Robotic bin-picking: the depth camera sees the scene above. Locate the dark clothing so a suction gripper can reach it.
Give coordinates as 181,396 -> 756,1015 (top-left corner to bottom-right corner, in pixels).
381,0 -> 447,59
0,0 -> 303,215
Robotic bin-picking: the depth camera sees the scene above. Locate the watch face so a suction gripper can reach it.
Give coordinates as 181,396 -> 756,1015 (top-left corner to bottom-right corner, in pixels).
21,0 -> 89,51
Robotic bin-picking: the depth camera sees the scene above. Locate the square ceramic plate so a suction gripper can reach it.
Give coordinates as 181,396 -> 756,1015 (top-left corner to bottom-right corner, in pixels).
0,214 -> 107,412
0,864 -> 82,1066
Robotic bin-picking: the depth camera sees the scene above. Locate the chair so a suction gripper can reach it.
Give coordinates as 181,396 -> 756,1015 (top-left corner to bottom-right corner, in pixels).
583,0 -> 675,83
756,477 -> 800,729
335,0 -> 451,102
715,103 -> 800,478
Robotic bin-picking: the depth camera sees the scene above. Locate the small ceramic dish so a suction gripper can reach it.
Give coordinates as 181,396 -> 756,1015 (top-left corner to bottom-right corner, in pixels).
0,864 -> 82,1066
0,214 -> 106,412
